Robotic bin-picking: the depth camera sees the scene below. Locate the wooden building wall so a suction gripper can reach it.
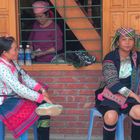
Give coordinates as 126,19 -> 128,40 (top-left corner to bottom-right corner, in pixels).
0,0 -> 17,38
103,0 -> 140,56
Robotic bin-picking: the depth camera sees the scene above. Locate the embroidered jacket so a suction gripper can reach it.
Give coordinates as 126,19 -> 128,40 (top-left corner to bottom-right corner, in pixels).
0,57 -> 44,105
103,49 -> 140,93
96,48 -> 140,108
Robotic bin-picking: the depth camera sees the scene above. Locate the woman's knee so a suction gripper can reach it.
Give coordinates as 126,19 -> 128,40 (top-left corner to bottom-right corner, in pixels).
104,110 -> 118,125
129,105 -> 140,120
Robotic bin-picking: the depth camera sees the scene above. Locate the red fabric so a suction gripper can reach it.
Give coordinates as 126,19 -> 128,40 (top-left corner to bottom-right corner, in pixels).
36,94 -> 44,103
34,83 -> 42,91
3,100 -> 39,138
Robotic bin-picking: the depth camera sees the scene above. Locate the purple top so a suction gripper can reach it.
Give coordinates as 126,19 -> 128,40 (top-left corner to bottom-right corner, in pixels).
29,21 -> 63,62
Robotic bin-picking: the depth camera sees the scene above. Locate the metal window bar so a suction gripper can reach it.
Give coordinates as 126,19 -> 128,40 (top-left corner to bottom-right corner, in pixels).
19,0 -> 102,65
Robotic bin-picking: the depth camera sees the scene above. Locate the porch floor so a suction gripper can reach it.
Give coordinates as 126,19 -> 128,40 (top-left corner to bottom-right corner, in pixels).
5,133 -> 131,140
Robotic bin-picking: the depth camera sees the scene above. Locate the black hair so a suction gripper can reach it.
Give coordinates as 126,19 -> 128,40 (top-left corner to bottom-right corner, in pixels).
0,36 -> 15,56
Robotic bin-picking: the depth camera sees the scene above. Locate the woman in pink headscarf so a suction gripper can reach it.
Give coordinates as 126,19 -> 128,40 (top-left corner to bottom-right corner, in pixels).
29,1 -> 63,63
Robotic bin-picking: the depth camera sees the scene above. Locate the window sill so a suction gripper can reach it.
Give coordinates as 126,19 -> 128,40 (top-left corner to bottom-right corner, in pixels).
21,63 -> 102,71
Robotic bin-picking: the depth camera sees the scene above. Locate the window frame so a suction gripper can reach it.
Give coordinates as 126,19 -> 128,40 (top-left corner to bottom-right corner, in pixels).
17,0 -> 103,71
22,63 -> 102,71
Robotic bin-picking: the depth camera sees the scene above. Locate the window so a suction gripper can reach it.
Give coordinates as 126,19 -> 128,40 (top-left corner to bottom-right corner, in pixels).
19,0 -> 102,66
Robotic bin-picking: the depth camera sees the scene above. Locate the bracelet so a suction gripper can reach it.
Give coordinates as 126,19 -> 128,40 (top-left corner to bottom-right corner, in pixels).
42,89 -> 46,93
119,87 -> 131,97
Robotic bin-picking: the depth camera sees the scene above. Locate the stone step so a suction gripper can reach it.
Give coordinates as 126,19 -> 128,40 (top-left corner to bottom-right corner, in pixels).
5,133 -> 131,140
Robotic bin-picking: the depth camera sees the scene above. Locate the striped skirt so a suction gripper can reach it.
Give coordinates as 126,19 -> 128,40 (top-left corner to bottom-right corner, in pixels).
0,97 -> 39,138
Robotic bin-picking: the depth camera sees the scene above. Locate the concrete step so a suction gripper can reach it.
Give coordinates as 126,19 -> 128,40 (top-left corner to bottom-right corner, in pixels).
5,133 -> 131,140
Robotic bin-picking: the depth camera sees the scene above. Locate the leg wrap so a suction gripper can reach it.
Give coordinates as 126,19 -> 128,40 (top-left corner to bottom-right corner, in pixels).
103,123 -> 116,140
131,119 -> 140,140
37,116 -> 50,140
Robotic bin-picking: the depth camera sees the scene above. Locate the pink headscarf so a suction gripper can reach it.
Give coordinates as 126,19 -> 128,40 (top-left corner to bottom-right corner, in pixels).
32,1 -> 50,14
